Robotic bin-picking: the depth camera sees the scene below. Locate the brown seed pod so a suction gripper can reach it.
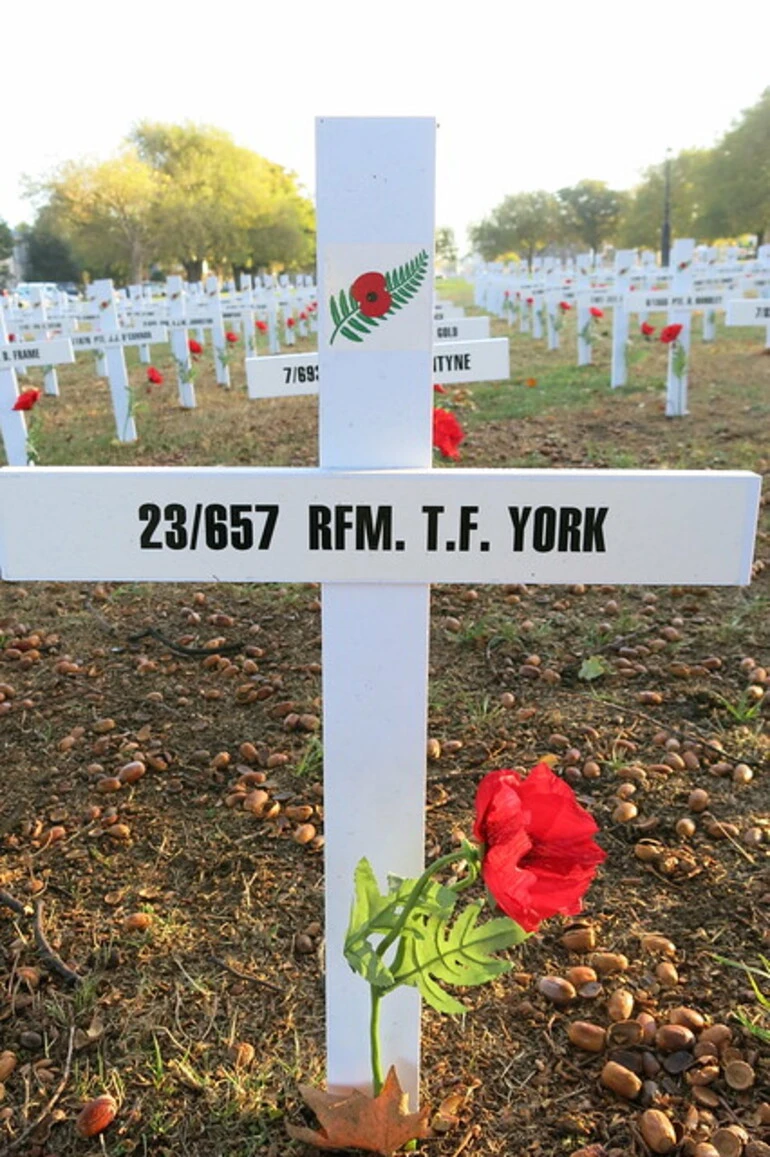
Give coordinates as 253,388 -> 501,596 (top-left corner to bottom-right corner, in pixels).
724,1059 -> 755,1090
655,1024 -> 695,1052
230,1041 -> 255,1070
123,912 -> 152,933
105,823 -> 131,841
607,989 -> 635,1021
118,761 -> 146,784
96,777 -> 123,794
426,738 -> 442,760
242,789 -> 269,815
239,742 -> 259,763
640,933 -> 677,957
237,770 -> 267,786
699,1023 -> 732,1048
600,1060 -> 641,1099
591,952 -> 629,976
567,1021 -> 606,1052
0,1052 -> 17,1082
668,1006 -> 704,1032
566,965 -> 597,987
639,1108 -> 677,1154
675,817 -> 696,839
685,1058 -> 720,1086
688,789 -> 710,813
656,961 -> 679,987
561,924 -> 596,953
292,823 -> 317,846
692,1144 -> 721,1157
607,1020 -> 643,1048
76,1093 -> 118,1138
285,805 -> 314,822
634,839 -> 663,862
706,819 -> 740,840
636,1012 -> 657,1045
711,1126 -> 749,1157
537,976 -> 576,1005
612,801 -> 638,824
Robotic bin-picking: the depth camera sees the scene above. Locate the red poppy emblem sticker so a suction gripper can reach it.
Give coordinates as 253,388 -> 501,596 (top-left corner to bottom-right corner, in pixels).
329,249 -> 429,346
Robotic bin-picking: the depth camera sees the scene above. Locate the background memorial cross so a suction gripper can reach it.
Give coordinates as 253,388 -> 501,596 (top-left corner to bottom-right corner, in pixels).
0,119 -> 761,1113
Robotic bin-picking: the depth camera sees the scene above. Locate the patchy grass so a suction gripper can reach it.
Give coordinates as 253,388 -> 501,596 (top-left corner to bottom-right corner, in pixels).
1,290 -> 768,1155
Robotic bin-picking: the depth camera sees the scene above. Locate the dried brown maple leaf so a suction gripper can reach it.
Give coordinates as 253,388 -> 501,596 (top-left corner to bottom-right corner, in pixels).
287,1065 -> 432,1155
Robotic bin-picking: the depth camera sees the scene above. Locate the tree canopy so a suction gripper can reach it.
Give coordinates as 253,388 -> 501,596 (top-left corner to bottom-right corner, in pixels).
557,180 -> 629,252
470,191 -> 562,266
0,219 -> 13,262
471,89 -> 769,258
25,123 -> 315,284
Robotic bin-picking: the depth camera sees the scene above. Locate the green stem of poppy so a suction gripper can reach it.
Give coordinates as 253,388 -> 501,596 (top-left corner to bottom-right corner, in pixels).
368,844 -> 480,1093
370,987 -> 384,1096
374,847 -> 478,965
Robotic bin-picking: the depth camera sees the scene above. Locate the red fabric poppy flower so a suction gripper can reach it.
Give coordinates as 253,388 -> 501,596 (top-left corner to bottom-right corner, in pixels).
225,331 -> 239,344
286,317 -> 295,328
188,338 -> 203,356
8,333 -> 15,342
299,311 -> 308,321
255,320 -> 268,333
146,366 -> 164,385
432,407 -> 465,460
525,297 -> 534,305
660,323 -> 683,344
473,762 -> 606,933
590,307 -> 604,319
12,388 -> 41,412
640,322 -> 656,336
559,301 -> 571,312
433,383 -> 447,393
504,290 -> 510,299
350,271 -> 393,319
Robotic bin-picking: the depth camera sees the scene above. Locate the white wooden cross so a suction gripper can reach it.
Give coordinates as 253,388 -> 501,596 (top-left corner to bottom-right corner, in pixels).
0,120 -> 762,1111
244,335 -> 510,400
0,313 -> 75,466
622,240 -> 727,416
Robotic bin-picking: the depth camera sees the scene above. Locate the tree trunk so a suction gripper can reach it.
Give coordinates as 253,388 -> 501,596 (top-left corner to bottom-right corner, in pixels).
183,259 -> 204,283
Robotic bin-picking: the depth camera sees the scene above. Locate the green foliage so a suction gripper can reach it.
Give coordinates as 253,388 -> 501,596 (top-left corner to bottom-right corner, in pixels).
714,954 -> 770,1042
0,218 -> 13,261
557,180 -> 628,252
435,226 -> 458,265
391,902 -> 527,1014
25,122 -> 315,285
470,191 -> 562,266
701,88 -> 770,243
344,858 -> 455,989
23,219 -> 81,283
578,655 -> 611,681
130,121 -> 315,278
616,150 -> 713,249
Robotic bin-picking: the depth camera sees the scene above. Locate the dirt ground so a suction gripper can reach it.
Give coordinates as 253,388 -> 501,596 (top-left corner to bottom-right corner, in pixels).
1,307 -> 768,1156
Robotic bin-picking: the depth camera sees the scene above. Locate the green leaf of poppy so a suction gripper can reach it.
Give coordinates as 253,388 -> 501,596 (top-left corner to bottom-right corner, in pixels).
390,902 -> 527,1015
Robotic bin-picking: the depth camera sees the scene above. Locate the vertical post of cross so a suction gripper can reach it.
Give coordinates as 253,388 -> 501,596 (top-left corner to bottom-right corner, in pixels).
317,117 -> 435,1106
665,238 -> 694,417
167,276 -> 197,409
92,279 -> 137,443
611,249 -> 635,388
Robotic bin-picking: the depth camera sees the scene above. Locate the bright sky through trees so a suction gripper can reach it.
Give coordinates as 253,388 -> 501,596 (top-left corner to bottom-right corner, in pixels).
4,0 -> 768,249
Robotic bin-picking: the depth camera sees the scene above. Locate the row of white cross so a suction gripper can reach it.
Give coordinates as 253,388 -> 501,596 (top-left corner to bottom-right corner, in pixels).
476,241 -> 770,416
0,118 -> 762,1107
0,279 -> 509,461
